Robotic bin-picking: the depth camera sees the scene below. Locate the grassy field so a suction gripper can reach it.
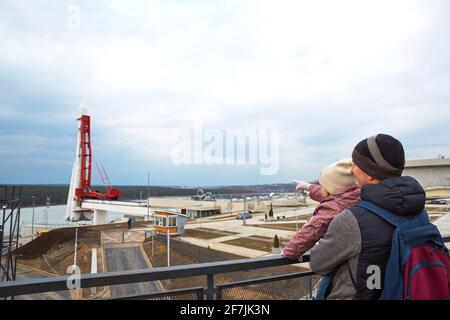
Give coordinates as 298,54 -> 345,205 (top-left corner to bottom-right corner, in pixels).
250,222 -> 306,231
183,228 -> 238,240
223,235 -> 289,252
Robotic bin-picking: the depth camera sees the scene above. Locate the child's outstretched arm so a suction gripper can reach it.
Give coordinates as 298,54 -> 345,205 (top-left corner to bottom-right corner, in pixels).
292,180 -> 326,203
282,204 -> 336,260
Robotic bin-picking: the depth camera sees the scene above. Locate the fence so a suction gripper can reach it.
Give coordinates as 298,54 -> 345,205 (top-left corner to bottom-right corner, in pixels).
101,230 -> 149,245
0,235 -> 449,300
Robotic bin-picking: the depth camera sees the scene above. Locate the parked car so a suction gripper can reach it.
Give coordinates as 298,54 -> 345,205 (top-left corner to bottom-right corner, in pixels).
236,211 -> 252,220
426,199 -> 448,205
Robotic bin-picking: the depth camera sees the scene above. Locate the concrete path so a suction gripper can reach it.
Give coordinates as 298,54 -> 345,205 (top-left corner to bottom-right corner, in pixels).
181,237 -> 270,258
104,245 -> 160,298
256,219 -> 309,225
207,234 -> 255,243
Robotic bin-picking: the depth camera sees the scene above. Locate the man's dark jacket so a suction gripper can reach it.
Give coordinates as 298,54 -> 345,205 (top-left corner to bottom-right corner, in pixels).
310,176 -> 426,299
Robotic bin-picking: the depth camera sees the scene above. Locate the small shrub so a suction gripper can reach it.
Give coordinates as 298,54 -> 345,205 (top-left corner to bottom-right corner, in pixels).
273,234 -> 280,248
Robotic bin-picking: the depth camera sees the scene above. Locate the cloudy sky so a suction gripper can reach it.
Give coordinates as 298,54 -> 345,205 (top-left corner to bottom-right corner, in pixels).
0,0 -> 449,186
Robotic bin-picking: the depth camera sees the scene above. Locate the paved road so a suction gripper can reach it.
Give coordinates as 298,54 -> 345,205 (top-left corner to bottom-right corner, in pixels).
104,245 -> 160,298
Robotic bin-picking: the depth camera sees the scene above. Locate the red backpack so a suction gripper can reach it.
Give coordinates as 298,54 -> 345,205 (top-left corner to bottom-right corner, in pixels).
356,201 -> 450,300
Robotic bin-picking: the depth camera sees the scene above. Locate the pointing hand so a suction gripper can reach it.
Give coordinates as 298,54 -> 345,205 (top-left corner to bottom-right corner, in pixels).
292,180 -> 311,191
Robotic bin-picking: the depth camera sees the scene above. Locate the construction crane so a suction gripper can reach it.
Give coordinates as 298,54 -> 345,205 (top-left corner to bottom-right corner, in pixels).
73,111 -> 121,201
95,162 -> 121,199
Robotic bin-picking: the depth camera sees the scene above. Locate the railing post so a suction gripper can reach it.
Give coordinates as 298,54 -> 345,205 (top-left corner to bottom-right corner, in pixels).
206,273 -> 214,300
307,275 -> 313,299
197,288 -> 204,300
216,287 -> 222,300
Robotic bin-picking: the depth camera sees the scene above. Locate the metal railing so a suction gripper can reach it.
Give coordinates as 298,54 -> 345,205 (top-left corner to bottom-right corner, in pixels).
0,254 -> 311,300
1,235 -> 449,300
111,287 -> 205,300
216,270 -> 315,300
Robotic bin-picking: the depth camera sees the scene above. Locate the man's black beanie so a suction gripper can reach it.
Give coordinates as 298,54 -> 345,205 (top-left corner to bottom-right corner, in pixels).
352,134 -> 405,180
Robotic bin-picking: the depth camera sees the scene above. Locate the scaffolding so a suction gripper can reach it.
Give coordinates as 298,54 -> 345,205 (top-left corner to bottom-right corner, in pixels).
0,186 -> 21,290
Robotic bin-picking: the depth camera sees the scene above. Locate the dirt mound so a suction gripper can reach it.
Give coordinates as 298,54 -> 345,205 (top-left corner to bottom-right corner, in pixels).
17,228 -> 77,260
16,221 -> 152,259
17,226 -> 99,260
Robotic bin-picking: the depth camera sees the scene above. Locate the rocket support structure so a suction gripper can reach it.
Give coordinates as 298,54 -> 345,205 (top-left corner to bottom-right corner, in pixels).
65,105 -> 121,222
65,105 -> 93,221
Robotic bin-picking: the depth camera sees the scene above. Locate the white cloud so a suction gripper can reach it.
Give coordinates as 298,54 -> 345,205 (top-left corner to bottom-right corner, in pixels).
0,0 -> 449,184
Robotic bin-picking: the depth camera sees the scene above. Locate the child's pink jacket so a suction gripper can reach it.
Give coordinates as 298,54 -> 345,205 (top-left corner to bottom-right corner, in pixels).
282,184 -> 360,260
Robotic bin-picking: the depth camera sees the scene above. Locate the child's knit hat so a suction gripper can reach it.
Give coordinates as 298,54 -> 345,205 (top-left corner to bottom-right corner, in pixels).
319,158 -> 355,195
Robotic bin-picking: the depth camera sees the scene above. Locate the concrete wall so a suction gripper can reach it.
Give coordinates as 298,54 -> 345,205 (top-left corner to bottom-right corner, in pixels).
403,166 -> 450,188
148,197 -> 215,209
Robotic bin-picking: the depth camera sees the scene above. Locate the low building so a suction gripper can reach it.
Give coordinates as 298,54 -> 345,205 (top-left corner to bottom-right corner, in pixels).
403,158 -> 450,198
153,210 -> 187,236
186,206 -> 221,219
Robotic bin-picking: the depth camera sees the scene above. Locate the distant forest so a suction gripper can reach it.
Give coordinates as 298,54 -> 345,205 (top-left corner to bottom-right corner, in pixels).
0,185 -> 249,208
0,183 -> 294,208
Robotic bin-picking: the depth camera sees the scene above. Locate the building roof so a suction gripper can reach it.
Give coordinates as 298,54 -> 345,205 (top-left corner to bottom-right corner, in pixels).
186,206 -> 220,211
405,158 -> 450,168
153,209 -> 187,217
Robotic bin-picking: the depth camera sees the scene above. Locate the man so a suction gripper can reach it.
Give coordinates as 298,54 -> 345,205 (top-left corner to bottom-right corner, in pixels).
309,134 -> 426,299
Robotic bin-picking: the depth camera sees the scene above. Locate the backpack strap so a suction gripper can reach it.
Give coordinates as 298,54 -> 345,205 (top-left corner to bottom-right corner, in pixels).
355,200 -> 407,227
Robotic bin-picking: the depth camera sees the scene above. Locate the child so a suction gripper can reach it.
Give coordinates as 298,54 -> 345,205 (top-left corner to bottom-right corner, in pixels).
282,159 -> 360,261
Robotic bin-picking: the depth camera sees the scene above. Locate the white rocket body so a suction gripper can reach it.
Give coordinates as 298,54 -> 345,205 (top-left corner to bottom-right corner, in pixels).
65,104 -> 93,222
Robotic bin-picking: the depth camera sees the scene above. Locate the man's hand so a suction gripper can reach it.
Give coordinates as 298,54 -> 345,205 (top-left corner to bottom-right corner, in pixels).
292,180 -> 311,191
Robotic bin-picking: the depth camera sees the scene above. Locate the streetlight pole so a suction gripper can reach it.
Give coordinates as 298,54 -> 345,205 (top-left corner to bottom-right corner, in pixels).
44,196 -> 50,227
31,196 -> 35,241
74,227 -> 78,267
151,230 -> 154,258
147,171 -> 150,222
147,171 -> 154,260
167,228 -> 170,267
